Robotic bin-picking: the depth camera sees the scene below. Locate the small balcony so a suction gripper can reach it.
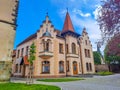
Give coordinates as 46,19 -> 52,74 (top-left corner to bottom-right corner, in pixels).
66,53 -> 79,58
39,51 -> 53,59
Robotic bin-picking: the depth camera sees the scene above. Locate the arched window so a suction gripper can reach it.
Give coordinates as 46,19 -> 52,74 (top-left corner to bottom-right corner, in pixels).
42,39 -> 45,51
86,63 -> 89,71
46,42 -> 49,51
59,61 -> 64,73
42,39 -> 51,52
42,61 -> 50,73
72,43 -> 76,54
89,63 -> 92,71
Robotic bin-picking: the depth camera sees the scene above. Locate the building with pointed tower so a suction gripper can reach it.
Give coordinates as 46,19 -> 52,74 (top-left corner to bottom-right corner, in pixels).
12,11 -> 95,78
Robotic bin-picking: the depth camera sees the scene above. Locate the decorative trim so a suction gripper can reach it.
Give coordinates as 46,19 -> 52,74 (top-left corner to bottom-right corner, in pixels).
0,20 -> 17,27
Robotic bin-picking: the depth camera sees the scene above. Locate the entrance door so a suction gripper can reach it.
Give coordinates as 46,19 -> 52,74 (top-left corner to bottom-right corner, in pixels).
73,61 -> 78,75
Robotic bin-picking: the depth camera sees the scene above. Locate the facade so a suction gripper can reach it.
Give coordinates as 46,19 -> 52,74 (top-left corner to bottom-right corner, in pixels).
0,0 -> 19,80
13,11 -> 95,78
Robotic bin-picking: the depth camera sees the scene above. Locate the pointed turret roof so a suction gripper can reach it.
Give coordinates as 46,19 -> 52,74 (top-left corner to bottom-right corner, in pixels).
62,11 -> 75,33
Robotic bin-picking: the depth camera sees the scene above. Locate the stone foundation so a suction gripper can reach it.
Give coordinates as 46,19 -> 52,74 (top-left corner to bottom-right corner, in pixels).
0,61 -> 12,81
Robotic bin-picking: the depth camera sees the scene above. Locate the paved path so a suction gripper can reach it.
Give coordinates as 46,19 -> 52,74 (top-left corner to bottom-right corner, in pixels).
11,74 -> 120,90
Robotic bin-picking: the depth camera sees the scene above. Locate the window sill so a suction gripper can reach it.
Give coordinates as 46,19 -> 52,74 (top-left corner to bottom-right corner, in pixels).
41,72 -> 50,74
59,72 -> 65,73
59,52 -> 64,54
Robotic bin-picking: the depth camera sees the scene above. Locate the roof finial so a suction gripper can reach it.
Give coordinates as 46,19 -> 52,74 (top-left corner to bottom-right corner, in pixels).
83,27 -> 86,30
66,7 -> 68,12
45,9 -> 49,21
46,12 -> 48,17
46,8 -> 49,16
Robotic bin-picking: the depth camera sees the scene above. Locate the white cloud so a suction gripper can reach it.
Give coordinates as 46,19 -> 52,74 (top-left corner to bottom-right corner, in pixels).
73,9 -> 91,17
93,5 -> 102,19
70,14 -> 101,51
57,1 -> 105,52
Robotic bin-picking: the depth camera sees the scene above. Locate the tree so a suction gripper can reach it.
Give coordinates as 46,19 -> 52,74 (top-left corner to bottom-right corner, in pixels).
27,43 -> 36,84
93,51 -> 101,65
104,33 -> 120,64
97,0 -> 120,42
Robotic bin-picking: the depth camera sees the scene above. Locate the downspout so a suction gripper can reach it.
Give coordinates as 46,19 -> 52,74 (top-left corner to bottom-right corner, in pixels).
64,36 -> 67,77
79,41 -> 84,74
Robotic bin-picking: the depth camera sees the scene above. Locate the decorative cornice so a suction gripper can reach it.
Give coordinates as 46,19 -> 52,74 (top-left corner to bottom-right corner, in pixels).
0,20 -> 16,26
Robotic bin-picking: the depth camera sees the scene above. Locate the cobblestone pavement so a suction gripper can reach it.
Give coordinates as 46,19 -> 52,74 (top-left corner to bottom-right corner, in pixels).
11,74 -> 120,90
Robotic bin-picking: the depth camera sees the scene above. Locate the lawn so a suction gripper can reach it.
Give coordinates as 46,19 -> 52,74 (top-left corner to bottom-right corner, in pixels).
96,71 -> 113,76
37,78 -> 84,82
0,83 -> 60,90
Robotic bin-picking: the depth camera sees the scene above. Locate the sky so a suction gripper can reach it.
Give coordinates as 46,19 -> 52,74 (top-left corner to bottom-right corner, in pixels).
15,0 -> 103,51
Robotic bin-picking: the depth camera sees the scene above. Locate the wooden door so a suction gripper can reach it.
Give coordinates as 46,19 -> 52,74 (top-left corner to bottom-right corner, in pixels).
73,61 -> 78,75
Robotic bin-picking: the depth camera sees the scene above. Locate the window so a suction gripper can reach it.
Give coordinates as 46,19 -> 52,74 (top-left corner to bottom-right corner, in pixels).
43,39 -> 51,52
88,50 -> 90,57
26,46 -> 29,55
66,61 -> 69,72
84,49 -> 90,58
84,49 -> 87,57
46,42 -> 49,51
17,50 -> 20,58
89,63 -> 92,71
66,44 -> 69,54
42,39 -> 45,51
42,61 -> 50,73
21,48 -> 24,57
15,64 -> 18,73
85,40 -> 87,45
86,63 -> 89,71
59,61 -> 64,73
59,43 -> 63,53
72,43 -> 76,54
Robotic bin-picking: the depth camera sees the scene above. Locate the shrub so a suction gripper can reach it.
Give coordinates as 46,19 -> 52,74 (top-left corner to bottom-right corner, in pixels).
97,71 -> 113,76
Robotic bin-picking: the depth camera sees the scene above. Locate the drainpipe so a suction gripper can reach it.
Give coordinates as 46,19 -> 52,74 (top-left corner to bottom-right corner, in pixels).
65,36 -> 67,77
78,41 -> 84,74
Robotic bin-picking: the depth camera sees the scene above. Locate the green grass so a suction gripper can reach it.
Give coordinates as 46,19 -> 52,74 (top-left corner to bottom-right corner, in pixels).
96,71 -> 113,76
0,83 -> 60,90
37,78 -> 84,82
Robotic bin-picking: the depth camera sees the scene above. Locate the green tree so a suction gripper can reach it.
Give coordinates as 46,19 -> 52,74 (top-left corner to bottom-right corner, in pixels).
93,51 -> 101,65
27,43 -> 36,84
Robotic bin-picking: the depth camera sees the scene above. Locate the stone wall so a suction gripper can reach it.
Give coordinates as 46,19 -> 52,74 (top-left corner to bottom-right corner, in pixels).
95,64 -> 109,72
0,61 -> 12,81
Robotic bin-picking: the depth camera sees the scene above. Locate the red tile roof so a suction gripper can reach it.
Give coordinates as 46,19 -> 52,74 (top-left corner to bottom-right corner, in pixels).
62,12 -> 75,33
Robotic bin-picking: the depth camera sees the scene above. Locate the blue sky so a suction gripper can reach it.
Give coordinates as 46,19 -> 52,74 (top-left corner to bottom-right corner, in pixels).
15,0 -> 103,51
